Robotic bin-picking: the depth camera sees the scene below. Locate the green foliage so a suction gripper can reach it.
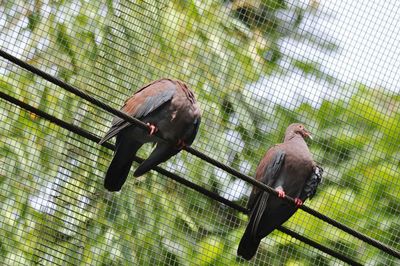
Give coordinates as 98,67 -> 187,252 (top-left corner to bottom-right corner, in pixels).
0,0 -> 399,265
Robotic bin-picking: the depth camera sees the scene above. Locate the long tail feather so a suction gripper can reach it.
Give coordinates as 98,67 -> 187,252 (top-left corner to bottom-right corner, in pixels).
104,140 -> 141,191
237,192 -> 269,260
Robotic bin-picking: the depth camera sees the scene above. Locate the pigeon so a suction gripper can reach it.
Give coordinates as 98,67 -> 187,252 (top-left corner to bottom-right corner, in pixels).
99,78 -> 201,192
237,123 -> 323,260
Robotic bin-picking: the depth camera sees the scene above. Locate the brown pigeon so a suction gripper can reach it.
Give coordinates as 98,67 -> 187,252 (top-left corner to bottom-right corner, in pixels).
99,78 -> 201,192
237,123 -> 322,260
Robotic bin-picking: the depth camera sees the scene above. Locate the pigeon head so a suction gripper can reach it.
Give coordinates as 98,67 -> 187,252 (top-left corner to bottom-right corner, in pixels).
284,123 -> 312,141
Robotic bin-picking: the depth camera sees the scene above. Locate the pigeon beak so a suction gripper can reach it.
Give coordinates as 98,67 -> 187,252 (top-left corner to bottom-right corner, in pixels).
304,130 -> 313,140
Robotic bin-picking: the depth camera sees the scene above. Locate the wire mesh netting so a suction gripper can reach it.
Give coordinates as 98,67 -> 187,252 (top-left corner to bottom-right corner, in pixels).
0,0 -> 399,265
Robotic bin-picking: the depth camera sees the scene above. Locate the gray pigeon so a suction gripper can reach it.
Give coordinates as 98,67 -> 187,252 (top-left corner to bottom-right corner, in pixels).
237,123 -> 322,260
99,78 -> 201,192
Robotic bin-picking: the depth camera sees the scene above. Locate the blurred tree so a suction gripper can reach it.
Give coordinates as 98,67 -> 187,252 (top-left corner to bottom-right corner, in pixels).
0,0 -> 398,265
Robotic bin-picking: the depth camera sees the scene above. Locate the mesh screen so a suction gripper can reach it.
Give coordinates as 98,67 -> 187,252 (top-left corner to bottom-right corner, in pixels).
1,0 -> 399,265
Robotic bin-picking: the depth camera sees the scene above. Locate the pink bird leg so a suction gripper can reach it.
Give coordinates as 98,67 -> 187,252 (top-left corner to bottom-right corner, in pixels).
146,123 -> 158,135
276,188 -> 286,198
294,198 -> 303,207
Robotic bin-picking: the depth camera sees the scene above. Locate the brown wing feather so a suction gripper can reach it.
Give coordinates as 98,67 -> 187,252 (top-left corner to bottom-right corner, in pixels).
99,79 -> 177,144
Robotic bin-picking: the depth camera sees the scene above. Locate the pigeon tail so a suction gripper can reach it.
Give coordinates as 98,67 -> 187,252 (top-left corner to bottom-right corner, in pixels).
104,140 -> 141,191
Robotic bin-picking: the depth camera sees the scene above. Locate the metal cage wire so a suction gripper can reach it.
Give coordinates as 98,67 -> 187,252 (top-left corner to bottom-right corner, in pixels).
0,0 -> 399,265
